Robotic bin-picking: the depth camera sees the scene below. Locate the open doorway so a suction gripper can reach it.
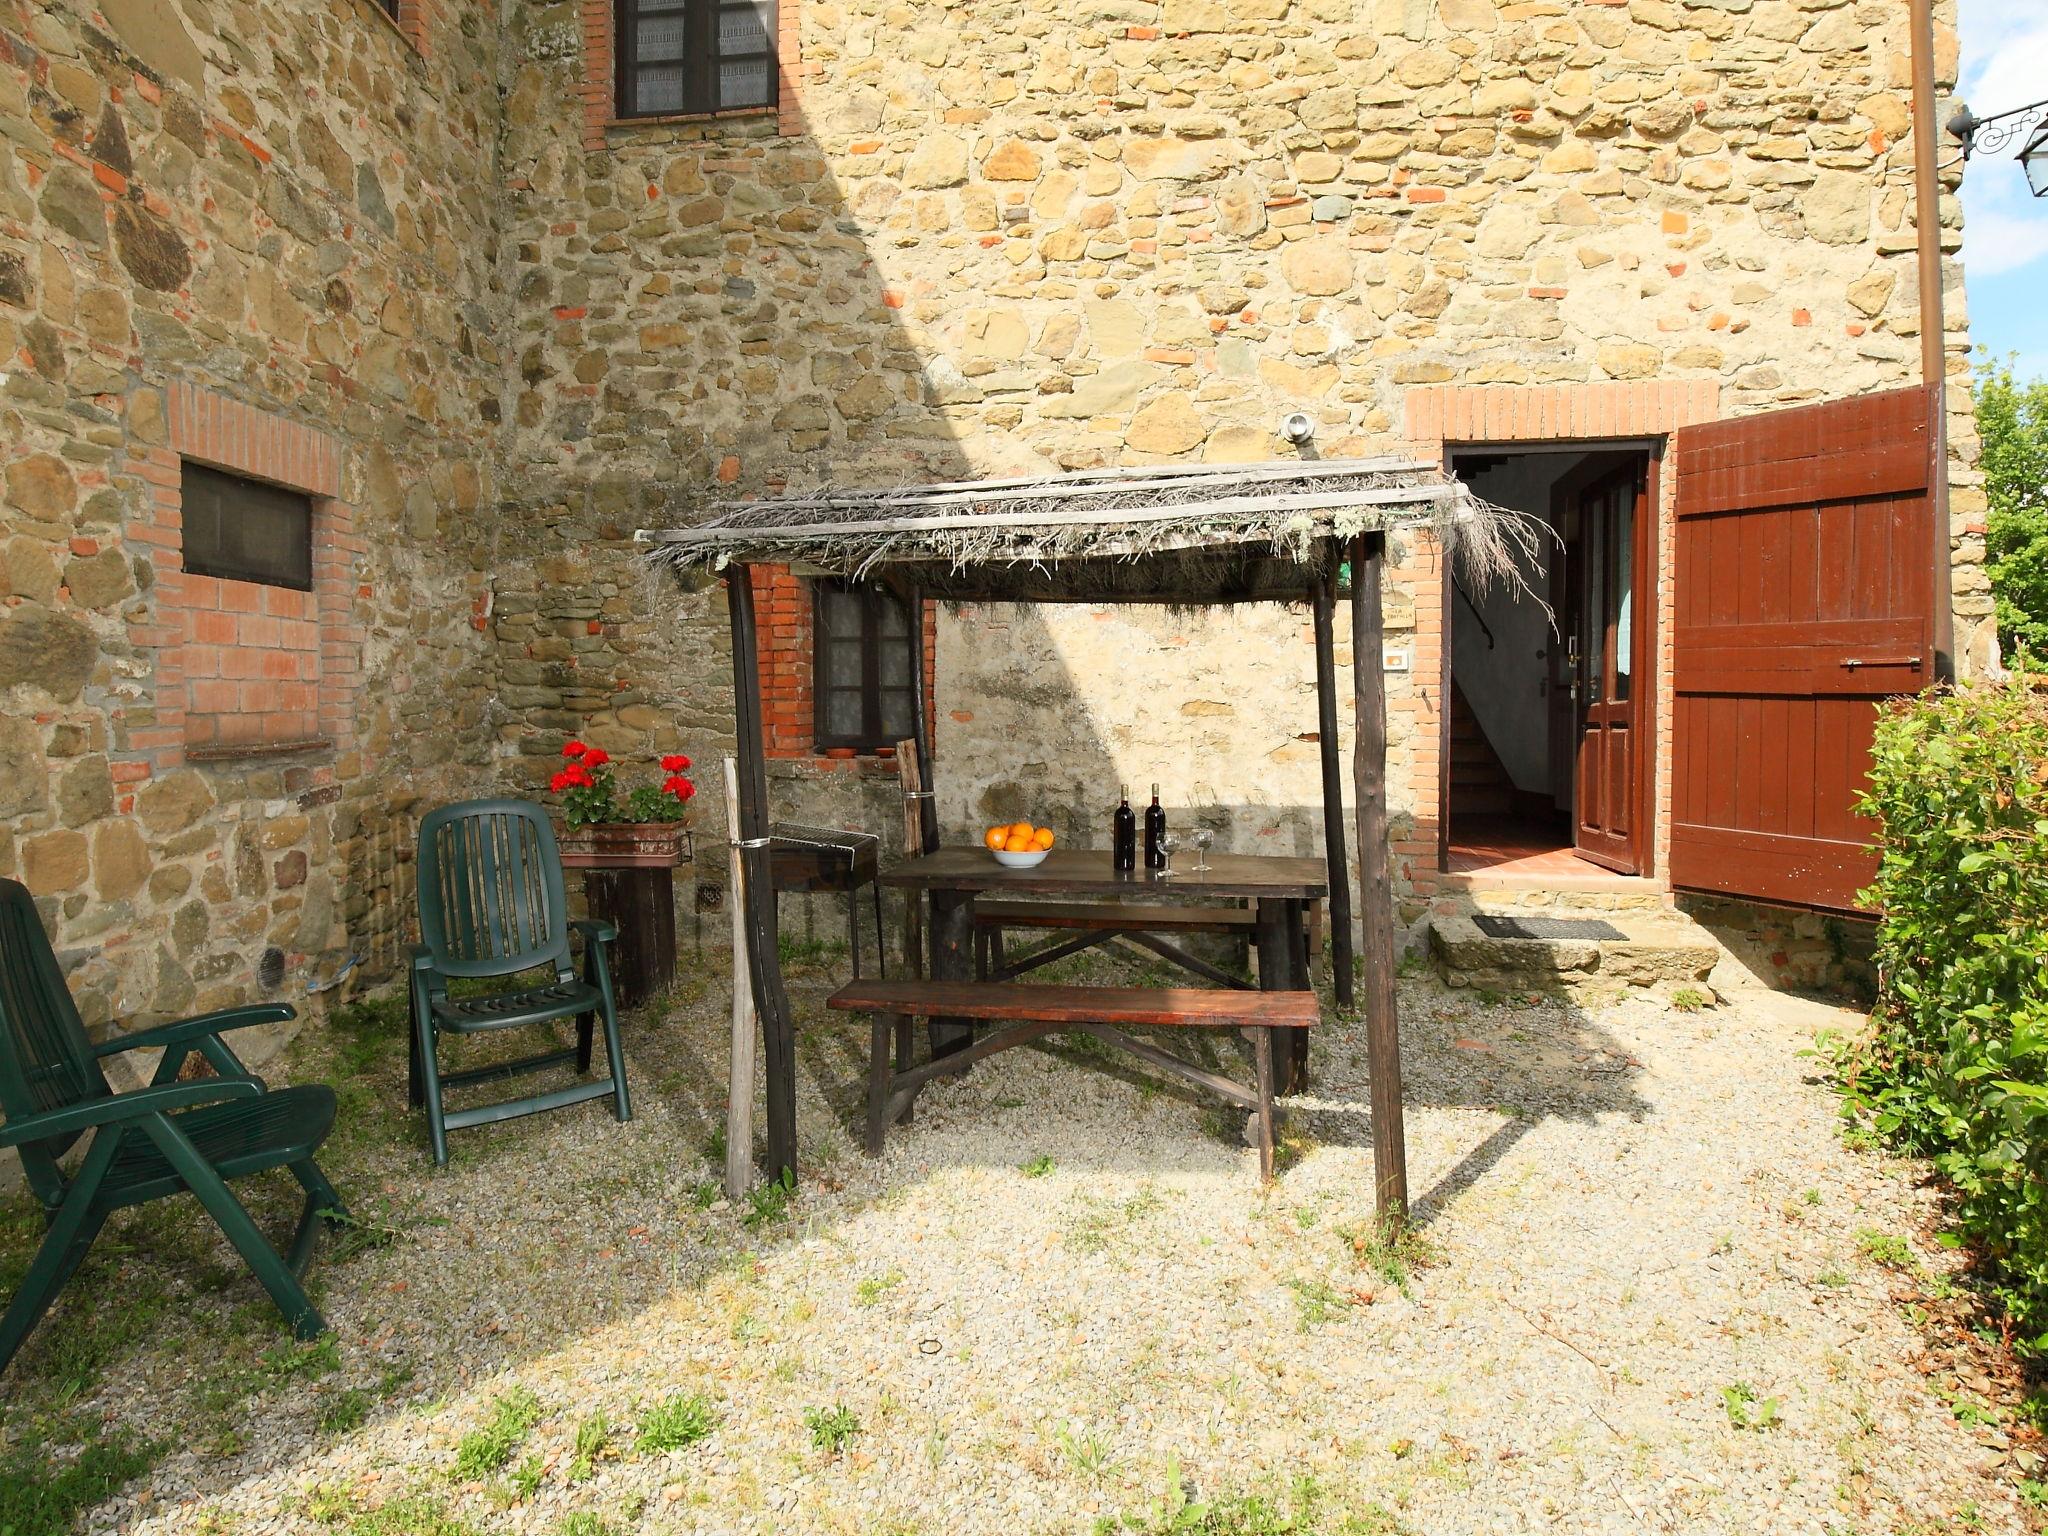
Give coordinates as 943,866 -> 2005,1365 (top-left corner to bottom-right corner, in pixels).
1445,445 -> 1656,877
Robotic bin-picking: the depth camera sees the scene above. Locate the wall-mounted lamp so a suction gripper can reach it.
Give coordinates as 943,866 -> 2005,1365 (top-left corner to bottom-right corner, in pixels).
1948,99 -> 2048,196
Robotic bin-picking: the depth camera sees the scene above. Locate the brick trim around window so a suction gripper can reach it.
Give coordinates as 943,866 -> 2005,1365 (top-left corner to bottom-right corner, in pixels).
122,384 -> 365,769
581,0 -> 807,150
752,565 -> 936,764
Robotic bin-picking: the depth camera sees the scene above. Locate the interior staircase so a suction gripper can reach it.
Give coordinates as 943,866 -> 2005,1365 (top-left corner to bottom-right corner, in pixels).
1448,681 -> 1515,818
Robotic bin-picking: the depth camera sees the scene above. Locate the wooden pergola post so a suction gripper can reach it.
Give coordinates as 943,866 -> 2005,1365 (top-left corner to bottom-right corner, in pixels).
1350,532 -> 1408,1224
1312,556 -> 1356,1014
724,565 -> 799,1184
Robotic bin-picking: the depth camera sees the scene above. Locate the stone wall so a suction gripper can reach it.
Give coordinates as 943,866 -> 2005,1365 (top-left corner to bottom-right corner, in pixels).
495,0 -> 1982,908
0,0 -> 505,1032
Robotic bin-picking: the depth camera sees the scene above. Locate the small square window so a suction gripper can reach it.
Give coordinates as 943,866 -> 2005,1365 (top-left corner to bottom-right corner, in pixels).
617,0 -> 778,118
180,463 -> 314,591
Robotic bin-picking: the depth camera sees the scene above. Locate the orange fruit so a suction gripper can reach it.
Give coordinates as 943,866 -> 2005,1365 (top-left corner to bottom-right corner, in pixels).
984,826 -> 1006,850
1031,828 -> 1055,851
1004,830 -> 1034,852
1009,821 -> 1034,841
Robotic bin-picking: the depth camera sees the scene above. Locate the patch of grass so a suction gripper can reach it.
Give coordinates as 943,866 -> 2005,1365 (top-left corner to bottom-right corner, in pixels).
1284,1276 -> 1354,1332
1336,1215 -> 1439,1298
1019,1154 -> 1057,1178
334,1493 -> 480,1536
742,1170 -> 796,1231
688,1179 -> 720,1210
1814,1267 -> 1852,1290
557,1516 -> 615,1536
637,1391 -> 719,1453
453,1385 -> 544,1478
803,1403 -> 861,1456
1065,1186 -> 1165,1255
566,1410 -> 611,1483
1721,1381 -> 1781,1433
318,1387 -> 374,1435
1096,1458 -> 1406,1534
856,1268 -> 905,1306
0,1419 -> 159,1536
503,1453 -> 547,1505
1668,985 -> 1710,1012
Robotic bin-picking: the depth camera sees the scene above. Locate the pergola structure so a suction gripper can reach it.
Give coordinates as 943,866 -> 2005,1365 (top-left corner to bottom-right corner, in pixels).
643,459 -> 1516,1222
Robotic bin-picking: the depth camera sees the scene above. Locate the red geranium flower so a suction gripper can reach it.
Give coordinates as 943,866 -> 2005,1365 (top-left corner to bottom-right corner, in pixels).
663,775 -> 696,800
550,769 -> 573,793
661,754 -> 692,772
562,763 -> 594,788
580,746 -> 611,768
562,740 -> 588,758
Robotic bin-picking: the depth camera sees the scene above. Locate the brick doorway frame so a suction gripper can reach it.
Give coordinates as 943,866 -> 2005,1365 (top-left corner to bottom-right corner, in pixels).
1400,382 -> 1722,898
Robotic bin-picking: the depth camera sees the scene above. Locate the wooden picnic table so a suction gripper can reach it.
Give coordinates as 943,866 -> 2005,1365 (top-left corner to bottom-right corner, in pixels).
882,847 -> 1326,1089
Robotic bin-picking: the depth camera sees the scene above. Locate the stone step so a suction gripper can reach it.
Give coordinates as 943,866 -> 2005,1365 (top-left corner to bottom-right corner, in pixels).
1430,877 -> 1675,915
1427,908 -> 1721,1000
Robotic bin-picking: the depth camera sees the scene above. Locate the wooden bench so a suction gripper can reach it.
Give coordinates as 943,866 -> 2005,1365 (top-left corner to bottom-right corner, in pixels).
973,899 -> 1324,991
825,979 -> 1320,1180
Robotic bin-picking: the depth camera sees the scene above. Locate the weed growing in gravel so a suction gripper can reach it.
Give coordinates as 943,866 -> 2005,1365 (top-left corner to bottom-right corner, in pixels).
1337,1216 -> 1439,1297
638,1391 -> 719,1453
567,1410 -> 611,1482
1669,986 -> 1710,1012
743,1170 -> 797,1230
557,1516 -> 615,1536
1053,1419 -> 1119,1480
804,1403 -> 862,1455
856,1268 -> 905,1306
454,1385 -> 544,1478
1855,1228 -> 1914,1270
1285,1276 -> 1354,1331
1815,1267 -> 1852,1290
501,1453 -> 546,1505
1720,1381 -> 1781,1432
1065,1186 -> 1165,1254
689,1179 -> 720,1210
318,1387 -> 374,1435
1020,1154 -> 1057,1177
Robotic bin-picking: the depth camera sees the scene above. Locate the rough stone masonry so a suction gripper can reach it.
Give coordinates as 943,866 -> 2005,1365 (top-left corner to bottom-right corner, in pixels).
0,0 -> 1987,1045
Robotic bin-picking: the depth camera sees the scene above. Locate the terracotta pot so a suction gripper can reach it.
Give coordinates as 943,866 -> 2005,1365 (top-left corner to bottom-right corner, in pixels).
555,819 -> 691,869
823,746 -> 858,760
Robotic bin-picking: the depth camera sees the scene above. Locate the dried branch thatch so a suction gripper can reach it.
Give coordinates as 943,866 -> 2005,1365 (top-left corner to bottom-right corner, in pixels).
637,458 -> 1536,602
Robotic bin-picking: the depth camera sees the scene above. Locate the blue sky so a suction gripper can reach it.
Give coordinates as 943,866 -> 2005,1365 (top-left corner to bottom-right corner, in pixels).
1959,0 -> 2048,381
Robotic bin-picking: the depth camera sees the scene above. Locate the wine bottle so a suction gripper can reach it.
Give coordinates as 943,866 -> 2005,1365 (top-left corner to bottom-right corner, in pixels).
1143,783 -> 1166,871
1113,786 -> 1136,872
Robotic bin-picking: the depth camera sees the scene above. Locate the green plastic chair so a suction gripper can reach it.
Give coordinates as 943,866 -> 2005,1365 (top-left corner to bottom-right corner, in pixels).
408,798 -> 630,1165
0,877 -> 346,1377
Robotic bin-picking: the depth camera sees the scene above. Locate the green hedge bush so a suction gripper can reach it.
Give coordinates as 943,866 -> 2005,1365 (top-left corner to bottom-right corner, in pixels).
1840,675 -> 2048,1347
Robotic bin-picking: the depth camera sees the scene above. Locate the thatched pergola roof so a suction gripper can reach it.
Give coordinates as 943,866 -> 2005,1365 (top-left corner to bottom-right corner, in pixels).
638,458 -> 1521,603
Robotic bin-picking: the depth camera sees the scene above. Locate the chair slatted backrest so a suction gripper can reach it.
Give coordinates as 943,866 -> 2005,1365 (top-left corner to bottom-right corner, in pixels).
0,879 -> 112,1204
416,800 -> 575,984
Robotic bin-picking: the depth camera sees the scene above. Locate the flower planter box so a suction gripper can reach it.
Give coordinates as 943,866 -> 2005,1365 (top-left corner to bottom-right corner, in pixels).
555,821 -> 694,870
552,821 -> 694,1008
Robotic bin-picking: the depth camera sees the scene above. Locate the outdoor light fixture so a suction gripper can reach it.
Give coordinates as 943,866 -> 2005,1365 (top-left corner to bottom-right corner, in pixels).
1948,97 -> 2048,197
1281,411 -> 1316,444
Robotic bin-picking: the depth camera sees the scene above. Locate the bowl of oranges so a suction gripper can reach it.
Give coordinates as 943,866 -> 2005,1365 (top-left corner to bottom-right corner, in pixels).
985,821 -> 1056,868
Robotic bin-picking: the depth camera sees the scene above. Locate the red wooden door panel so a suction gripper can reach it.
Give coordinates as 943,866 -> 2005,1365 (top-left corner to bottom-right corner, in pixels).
1570,462 -> 1644,872
1669,385 -> 1937,912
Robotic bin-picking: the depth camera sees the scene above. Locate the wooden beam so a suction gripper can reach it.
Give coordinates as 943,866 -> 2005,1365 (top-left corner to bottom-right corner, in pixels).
1313,555 -> 1356,1012
1350,532 -> 1408,1225
721,756 -> 756,1199
901,585 -> 939,856
725,567 -> 799,1185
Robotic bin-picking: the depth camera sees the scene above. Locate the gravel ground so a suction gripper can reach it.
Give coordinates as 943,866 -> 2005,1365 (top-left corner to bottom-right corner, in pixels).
5,955 -> 2034,1535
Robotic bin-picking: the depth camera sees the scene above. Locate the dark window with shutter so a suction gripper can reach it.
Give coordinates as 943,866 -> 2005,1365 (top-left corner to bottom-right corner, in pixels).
616,0 -> 777,119
812,582 -> 916,753
370,0 -> 399,18
180,463 -> 314,591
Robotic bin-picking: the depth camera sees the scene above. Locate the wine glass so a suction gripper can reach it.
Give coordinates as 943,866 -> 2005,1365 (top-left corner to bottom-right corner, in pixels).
1156,831 -> 1181,877
1189,779 -> 1220,874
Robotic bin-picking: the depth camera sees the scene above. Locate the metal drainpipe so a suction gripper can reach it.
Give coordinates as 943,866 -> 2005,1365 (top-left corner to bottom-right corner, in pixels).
1911,0 -> 1957,682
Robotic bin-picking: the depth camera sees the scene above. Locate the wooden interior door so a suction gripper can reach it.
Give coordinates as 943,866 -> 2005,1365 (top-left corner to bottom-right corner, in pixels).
1669,386 -> 1937,912
1564,460 -> 1646,872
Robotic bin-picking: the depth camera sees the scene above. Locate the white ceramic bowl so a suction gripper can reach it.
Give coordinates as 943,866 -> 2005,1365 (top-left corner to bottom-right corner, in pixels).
991,847 -> 1050,870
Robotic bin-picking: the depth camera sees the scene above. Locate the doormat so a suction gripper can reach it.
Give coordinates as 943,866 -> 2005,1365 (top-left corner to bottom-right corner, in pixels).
1472,914 -> 1627,942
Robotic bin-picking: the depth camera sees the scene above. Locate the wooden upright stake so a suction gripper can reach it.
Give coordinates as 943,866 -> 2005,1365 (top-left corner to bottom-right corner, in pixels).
1313,558 -> 1356,1013
895,738 -> 927,979
725,567 -> 799,1185
721,756 -> 757,1200
901,584 -> 940,855
1350,532 -> 1408,1225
